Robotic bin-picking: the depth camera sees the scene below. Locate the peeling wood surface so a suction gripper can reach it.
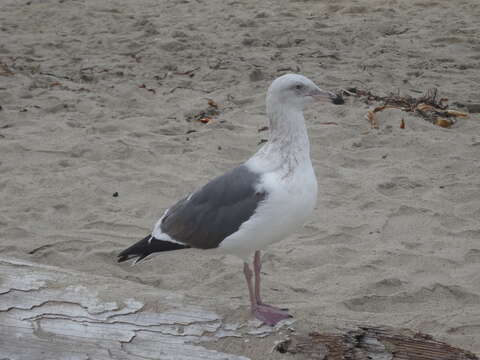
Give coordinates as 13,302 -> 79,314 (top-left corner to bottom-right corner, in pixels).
0,257 -> 254,360
2,257 -> 477,360
276,327 -> 479,360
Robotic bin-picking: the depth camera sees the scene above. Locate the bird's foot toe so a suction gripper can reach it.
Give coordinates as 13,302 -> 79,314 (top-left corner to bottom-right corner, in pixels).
257,302 -> 289,311
252,304 -> 292,326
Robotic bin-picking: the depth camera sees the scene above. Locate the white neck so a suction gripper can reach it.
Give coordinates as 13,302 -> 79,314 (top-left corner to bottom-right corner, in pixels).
246,98 -> 313,175
264,100 -> 311,164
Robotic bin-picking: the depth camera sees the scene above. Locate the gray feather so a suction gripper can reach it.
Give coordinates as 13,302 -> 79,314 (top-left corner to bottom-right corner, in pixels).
160,165 -> 266,249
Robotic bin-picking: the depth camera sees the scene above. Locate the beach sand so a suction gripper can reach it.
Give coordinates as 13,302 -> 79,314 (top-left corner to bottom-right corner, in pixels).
1,0 -> 479,357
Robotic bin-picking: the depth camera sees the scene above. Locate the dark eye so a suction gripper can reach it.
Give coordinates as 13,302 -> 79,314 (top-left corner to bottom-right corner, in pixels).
295,84 -> 303,90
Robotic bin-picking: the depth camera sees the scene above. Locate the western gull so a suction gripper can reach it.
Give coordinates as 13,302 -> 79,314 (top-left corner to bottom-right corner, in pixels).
118,74 -> 344,325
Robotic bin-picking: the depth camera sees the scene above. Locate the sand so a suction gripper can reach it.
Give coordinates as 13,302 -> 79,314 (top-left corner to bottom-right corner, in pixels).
1,0 -> 479,357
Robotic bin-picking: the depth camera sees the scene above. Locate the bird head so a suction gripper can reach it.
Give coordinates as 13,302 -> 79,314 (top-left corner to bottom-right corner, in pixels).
267,74 -> 344,111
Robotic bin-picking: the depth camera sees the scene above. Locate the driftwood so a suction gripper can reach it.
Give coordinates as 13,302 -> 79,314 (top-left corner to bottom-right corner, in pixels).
276,327 -> 478,360
0,257 -> 260,360
2,257 -> 477,360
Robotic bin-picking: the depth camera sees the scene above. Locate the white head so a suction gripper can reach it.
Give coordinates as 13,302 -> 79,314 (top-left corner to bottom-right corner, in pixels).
266,74 -> 344,112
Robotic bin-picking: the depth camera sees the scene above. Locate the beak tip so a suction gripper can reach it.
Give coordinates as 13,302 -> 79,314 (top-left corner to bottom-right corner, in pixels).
331,94 -> 345,105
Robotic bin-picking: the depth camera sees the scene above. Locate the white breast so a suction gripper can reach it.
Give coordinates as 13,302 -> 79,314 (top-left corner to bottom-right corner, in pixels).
219,161 -> 318,261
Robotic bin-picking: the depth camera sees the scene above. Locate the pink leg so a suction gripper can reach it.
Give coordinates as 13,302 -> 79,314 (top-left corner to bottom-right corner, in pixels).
253,251 -> 288,311
253,250 -> 263,304
243,251 -> 291,326
243,262 -> 256,309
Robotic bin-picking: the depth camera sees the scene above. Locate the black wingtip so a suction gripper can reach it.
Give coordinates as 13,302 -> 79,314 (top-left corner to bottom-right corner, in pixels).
117,235 -> 152,264
117,234 -> 189,264
117,250 -> 140,263
117,254 -> 132,263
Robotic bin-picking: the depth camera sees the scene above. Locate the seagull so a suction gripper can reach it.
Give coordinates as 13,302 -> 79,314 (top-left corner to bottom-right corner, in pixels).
118,74 -> 344,326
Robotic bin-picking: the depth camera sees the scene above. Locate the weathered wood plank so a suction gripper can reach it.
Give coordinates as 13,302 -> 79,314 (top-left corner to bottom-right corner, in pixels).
275,327 -> 479,360
0,257 -> 250,360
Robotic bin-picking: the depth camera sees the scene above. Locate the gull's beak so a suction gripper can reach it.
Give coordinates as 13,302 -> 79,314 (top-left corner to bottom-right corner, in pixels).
309,88 -> 345,105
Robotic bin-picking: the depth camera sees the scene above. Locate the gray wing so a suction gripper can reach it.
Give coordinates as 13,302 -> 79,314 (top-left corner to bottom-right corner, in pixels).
160,165 -> 267,249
